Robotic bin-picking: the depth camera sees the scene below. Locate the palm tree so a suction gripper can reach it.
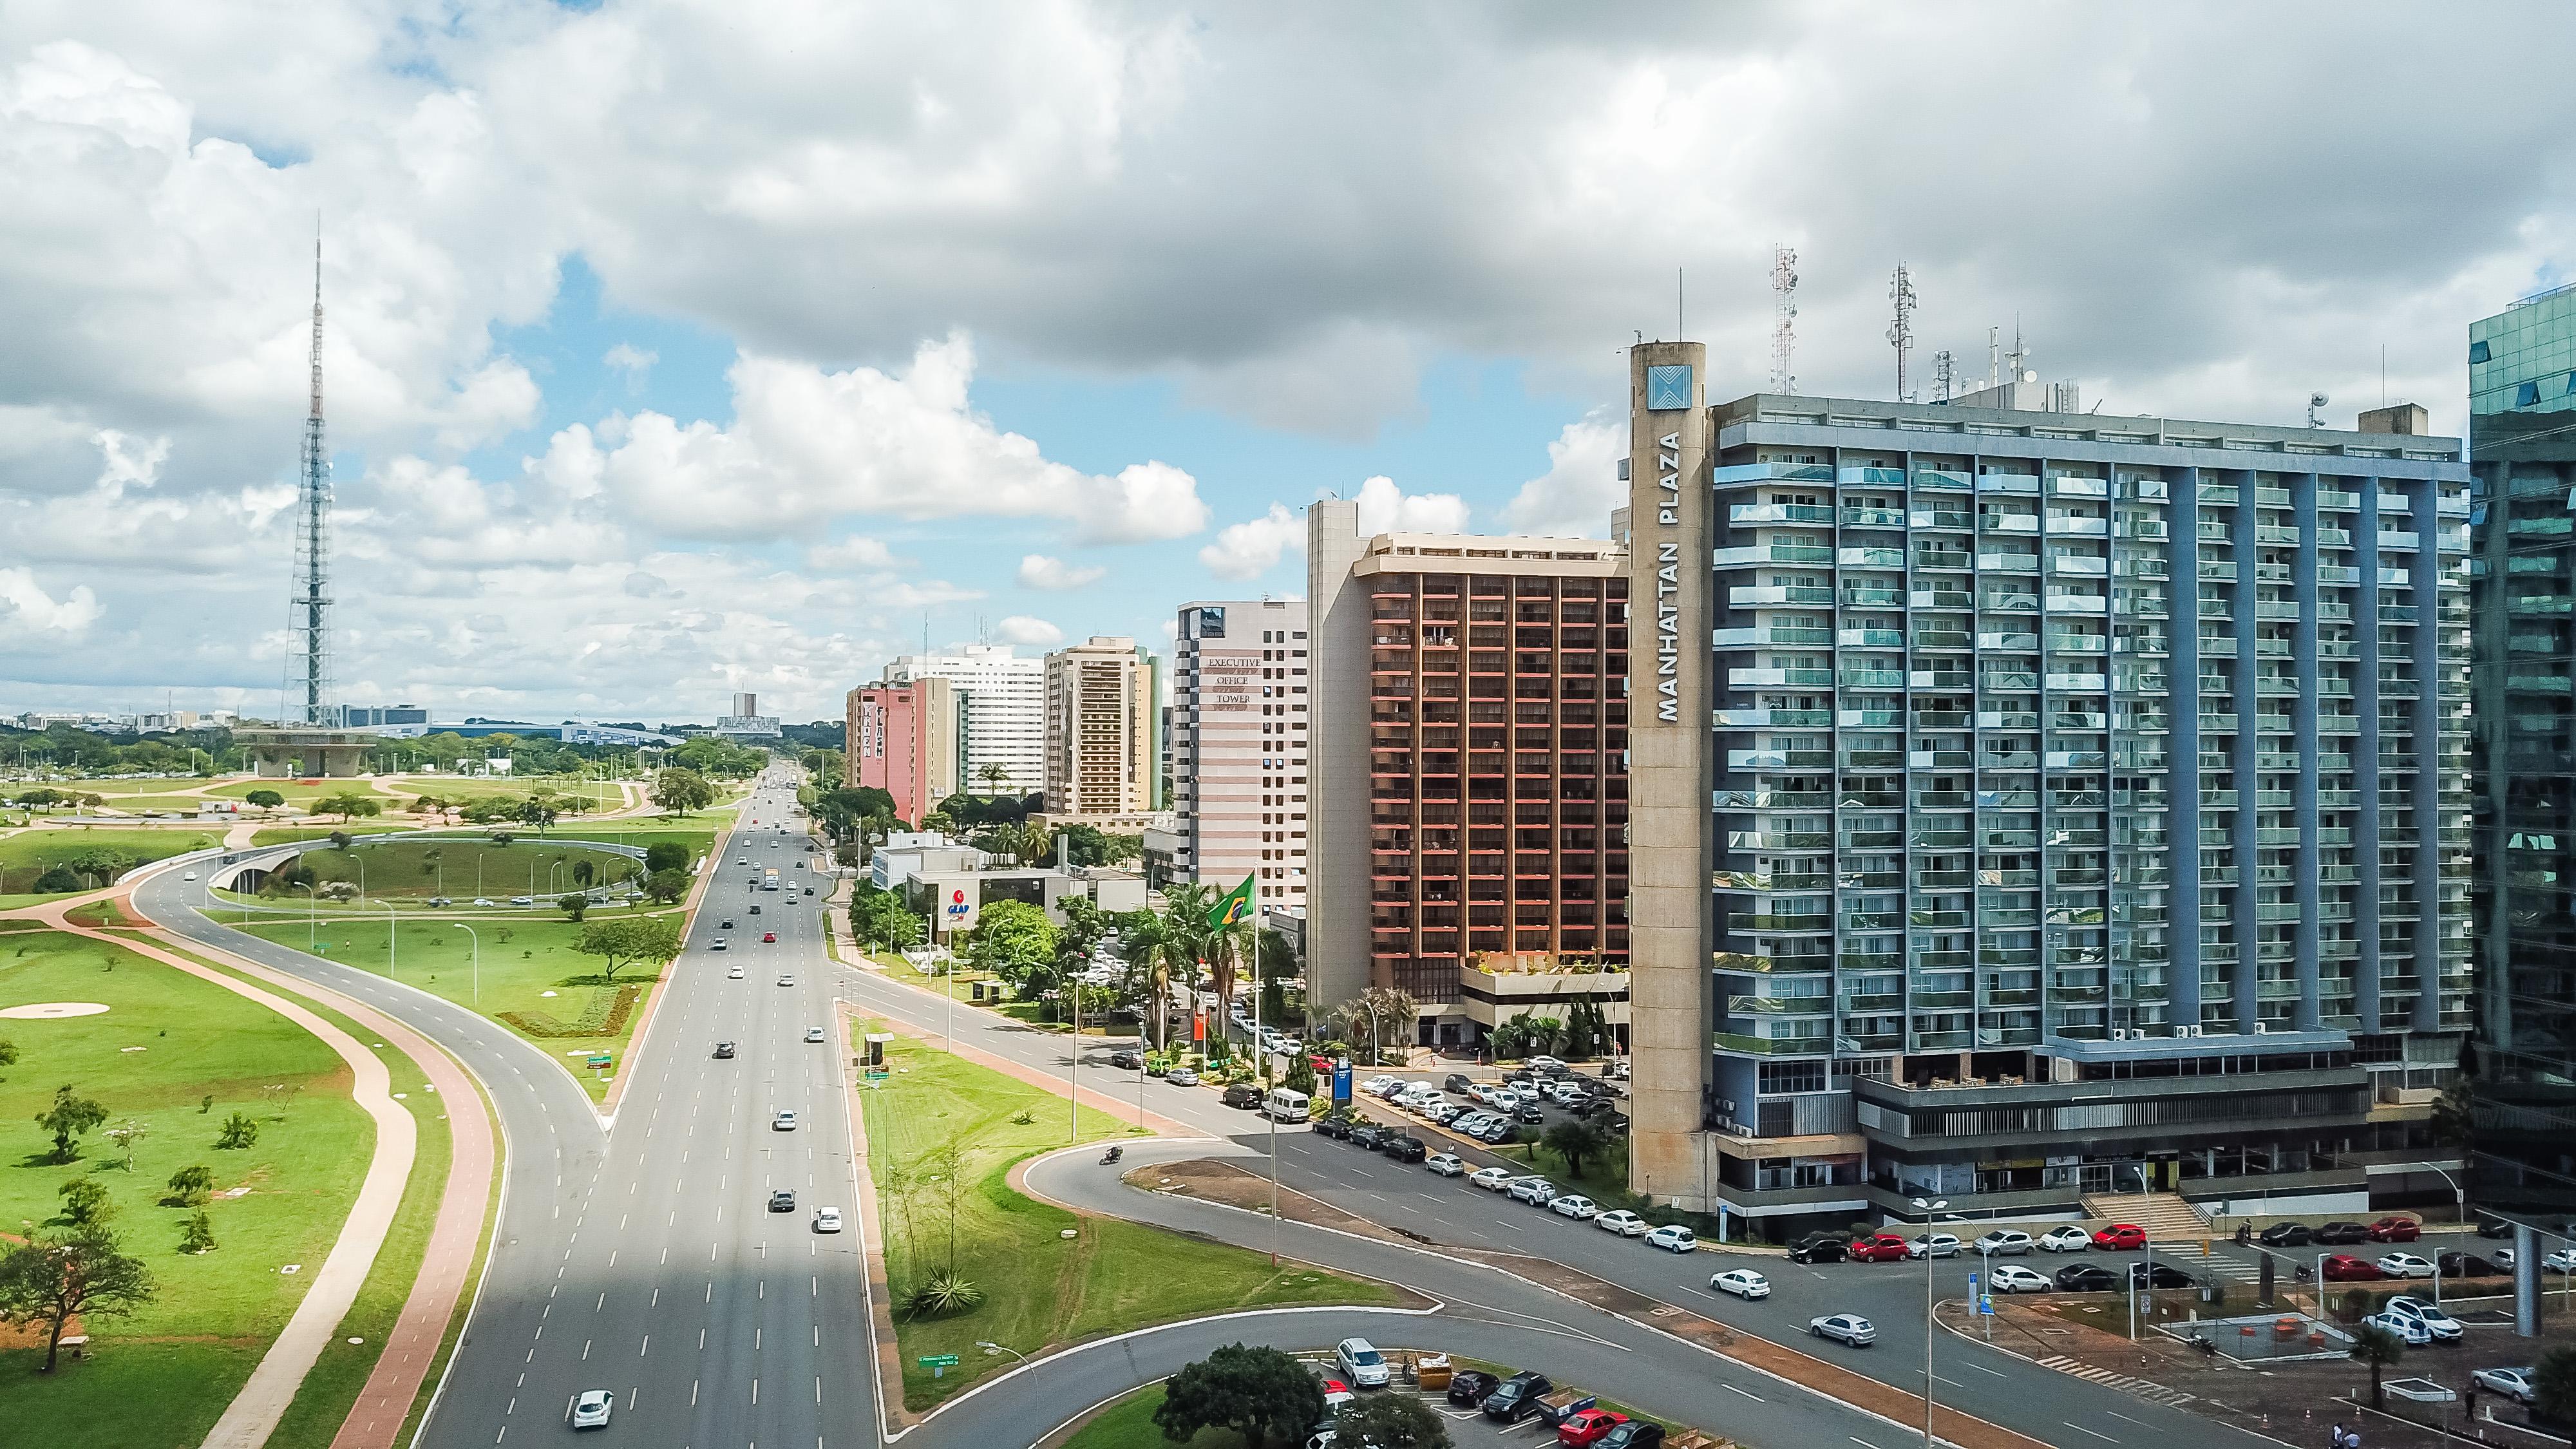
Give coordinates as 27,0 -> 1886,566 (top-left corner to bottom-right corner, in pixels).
2347,1321 -> 2405,1408
977,761 -> 1010,798
1208,919 -> 1255,1039
1120,910 -> 1193,1049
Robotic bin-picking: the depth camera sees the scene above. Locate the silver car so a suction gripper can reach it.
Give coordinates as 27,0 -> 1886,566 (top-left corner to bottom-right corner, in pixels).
1810,1313 -> 1877,1347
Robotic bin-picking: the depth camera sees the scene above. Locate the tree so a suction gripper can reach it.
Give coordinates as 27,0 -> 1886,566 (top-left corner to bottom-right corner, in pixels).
0,1227 -> 157,1372
559,893 -> 588,922
35,1086 -> 107,1164
1154,1343 -> 1327,1449
643,867 -> 690,904
2348,1321 -> 2406,1408
574,916 -> 683,983
965,901 -> 1057,996
327,831 -> 352,852
180,1210 -> 217,1254
0,1037 -> 15,1083
650,766 -> 715,817
1120,900 -> 1202,1050
243,788 -> 285,814
102,1117 -> 148,1171
32,866 -> 82,894
55,1177 -> 113,1229
315,792 -> 379,822
976,761 -> 1010,797
2429,1077 -> 2476,1152
164,1164 -> 214,1208
1283,1053 -> 1317,1097
571,858 -> 595,888
643,842 -> 690,875
215,1111 -> 259,1150
1333,1393 -> 1451,1449
515,797 -> 558,835
2534,1344 -> 2576,1424
1541,1119 -> 1611,1182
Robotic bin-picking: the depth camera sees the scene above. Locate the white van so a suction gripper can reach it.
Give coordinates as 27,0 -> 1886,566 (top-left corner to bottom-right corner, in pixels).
1262,1087 -> 1312,1123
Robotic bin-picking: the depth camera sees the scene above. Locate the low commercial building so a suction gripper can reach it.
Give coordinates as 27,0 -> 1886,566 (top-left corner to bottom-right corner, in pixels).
868,831 -> 1149,943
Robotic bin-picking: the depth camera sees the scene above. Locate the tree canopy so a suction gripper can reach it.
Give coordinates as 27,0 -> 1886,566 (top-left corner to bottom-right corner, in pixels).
965,900 -> 1058,995
650,766 -> 717,817
574,916 -> 684,981
1153,1343 -> 1326,1449
0,1226 -> 156,1373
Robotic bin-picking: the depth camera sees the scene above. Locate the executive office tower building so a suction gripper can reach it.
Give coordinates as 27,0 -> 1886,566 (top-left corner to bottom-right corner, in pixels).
1625,342 -> 2473,1232
1171,598 -> 1311,906
2469,284 -> 2576,1222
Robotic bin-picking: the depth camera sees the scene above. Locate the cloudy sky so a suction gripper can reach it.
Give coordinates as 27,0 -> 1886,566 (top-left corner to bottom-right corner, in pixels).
3,3 -> 2568,723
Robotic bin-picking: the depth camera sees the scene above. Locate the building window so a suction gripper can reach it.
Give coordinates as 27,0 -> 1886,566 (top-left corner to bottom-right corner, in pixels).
2468,340 -> 2491,364
2517,381 -> 2543,408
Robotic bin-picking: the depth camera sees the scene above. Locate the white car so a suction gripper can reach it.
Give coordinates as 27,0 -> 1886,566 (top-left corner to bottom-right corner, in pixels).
2376,1252 -> 2436,1280
738,857 -> 750,866
2547,1248 -> 2576,1274
1361,1075 -> 1398,1097
1469,1166 -> 1516,1191
1466,1083 -> 1501,1105
1550,1195 -> 1599,1220
1989,1264 -> 2052,1293
1594,1209 -> 1649,1236
1909,1233 -> 1963,1260
2472,1367 -> 2537,1405
1508,1177 -> 1558,1206
2378,1296 -> 2462,1341
181,871 -> 197,882
1425,1153 -> 1466,1177
711,937 -> 728,951
1976,1230 -> 2036,1256
1810,1313 -> 1877,1347
811,1206 -> 842,1233
777,974 -> 795,987
772,1110 -> 797,1131
509,895 -> 533,905
472,896 -> 494,907
2363,1309 -> 2433,1346
570,1389 -> 614,1429
728,965 -> 744,979
1710,1268 -> 1771,1299
804,1026 -> 826,1043
1526,1055 -> 1567,1072
1424,1103 -> 1463,1125
2038,1226 -> 2092,1253
1645,1224 -> 1699,1253
1334,1336 -> 1390,1388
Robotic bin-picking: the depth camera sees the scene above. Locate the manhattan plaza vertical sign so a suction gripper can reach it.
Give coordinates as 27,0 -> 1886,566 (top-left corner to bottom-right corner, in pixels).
1644,363 -> 1693,724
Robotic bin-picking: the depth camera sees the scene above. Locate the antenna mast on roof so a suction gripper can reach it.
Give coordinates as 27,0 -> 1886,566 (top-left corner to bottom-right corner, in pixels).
1932,349 -> 1956,403
1987,326 -> 2002,388
1887,263 -> 1918,402
1769,245 -> 1799,395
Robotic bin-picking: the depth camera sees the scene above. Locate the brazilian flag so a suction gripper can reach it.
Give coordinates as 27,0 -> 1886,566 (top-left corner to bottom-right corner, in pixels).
1207,873 -> 1256,929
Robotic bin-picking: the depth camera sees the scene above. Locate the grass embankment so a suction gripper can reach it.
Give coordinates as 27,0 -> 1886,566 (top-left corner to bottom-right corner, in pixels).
0,828 -> 222,896
251,828 -> 370,847
1063,1383 -> 1240,1449
860,1029 -> 1403,1410
269,838 -> 654,902
376,775 -> 628,808
0,931 -> 373,1448
205,781 -> 405,808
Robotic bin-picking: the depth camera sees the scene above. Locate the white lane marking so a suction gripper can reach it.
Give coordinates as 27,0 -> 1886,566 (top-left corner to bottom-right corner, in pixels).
1724,1384 -> 1766,1401
2062,1425 -> 2119,1443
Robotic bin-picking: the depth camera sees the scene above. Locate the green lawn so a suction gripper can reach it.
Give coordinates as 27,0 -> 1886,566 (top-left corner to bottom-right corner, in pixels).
1063,1383 -> 1246,1449
379,775 -> 629,806
265,837 -> 658,902
251,827 -> 375,847
859,1029 -> 1403,1410
0,931 -> 372,1446
205,781 -> 404,806
235,913 -> 672,1101
0,827 -> 223,895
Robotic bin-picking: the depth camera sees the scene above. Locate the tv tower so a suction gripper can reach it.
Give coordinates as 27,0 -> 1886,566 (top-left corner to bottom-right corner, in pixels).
285,232 -> 334,724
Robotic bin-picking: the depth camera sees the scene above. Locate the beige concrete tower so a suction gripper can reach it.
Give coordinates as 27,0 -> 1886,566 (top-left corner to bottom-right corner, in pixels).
1305,499 -> 1372,1010
1624,341 -> 1717,1206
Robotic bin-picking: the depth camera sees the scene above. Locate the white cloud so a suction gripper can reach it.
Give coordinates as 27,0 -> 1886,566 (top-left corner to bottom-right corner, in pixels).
1017,554 -> 1106,590
1198,504 -> 1302,580
596,336 -> 1210,544
808,535 -> 899,571
1352,475 -> 1469,536
1502,409 -> 1624,538
603,342 -> 658,383
995,614 -> 1064,647
0,567 -> 101,632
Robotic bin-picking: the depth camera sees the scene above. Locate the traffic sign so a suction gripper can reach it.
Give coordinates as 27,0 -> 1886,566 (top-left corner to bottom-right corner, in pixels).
917,1354 -> 960,1367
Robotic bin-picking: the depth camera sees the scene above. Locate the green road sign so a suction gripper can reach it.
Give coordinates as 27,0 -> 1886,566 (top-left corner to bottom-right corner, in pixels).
918,1354 -> 960,1368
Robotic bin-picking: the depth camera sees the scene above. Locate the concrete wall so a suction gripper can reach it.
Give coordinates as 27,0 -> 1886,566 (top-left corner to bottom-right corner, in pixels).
1305,499 -> 1372,1010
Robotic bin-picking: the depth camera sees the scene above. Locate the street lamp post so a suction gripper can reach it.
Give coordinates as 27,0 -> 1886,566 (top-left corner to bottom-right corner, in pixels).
2407,1160 -> 2465,1308
1912,1196 -> 1947,1449
291,881 -> 317,951
450,922 -> 480,1004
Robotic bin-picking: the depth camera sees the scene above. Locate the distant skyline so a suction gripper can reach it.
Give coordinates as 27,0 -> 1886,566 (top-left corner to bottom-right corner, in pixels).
3,3 -> 2571,719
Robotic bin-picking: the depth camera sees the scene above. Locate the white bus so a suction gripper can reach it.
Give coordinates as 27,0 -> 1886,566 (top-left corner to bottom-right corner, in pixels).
1262,1086 -> 1311,1124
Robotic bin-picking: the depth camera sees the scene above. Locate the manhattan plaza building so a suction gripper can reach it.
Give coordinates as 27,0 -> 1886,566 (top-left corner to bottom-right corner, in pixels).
1623,342 -> 2474,1233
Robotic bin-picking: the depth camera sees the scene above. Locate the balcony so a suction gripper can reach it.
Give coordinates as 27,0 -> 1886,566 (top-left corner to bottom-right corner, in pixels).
1730,502 -> 1837,526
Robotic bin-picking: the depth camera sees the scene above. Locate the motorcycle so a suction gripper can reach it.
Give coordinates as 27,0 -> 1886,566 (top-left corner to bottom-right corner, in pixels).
2235,1224 -> 2253,1246
1101,1146 -> 1123,1165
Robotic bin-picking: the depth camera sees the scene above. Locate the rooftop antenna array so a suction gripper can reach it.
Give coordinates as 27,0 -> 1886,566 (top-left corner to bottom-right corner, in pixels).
1932,348 -> 1956,403
2307,392 -> 2330,428
284,226 -> 335,725
1987,326 -> 2002,388
1887,263 -> 1918,402
1769,245 -> 1799,395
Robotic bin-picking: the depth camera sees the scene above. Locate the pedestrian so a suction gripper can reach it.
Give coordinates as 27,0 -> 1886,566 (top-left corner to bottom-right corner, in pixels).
2330,1423 -> 2347,1449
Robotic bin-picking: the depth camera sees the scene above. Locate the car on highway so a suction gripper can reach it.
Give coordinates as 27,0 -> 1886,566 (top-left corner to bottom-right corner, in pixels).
777,973 -> 795,986
709,936 -> 728,951
1445,1369 -> 1501,1407
1595,1209 -> 1648,1236
181,869 -> 197,882
1975,1229 -> 2036,1256
1222,1083 -> 1264,1110
1809,1313 -> 1877,1347
2038,1226 -> 2092,1253
1789,1232 -> 1850,1264
804,1026 -> 824,1043
1644,1224 -> 1698,1253
2055,1264 -> 2121,1292
812,1207 -> 842,1233
2315,1221 -> 2372,1245
2322,1254 -> 2385,1281
772,1110 -> 797,1131
2368,1217 -> 2423,1243
1381,1135 -> 1428,1163
1550,1194 -> 1599,1220
748,904 -> 759,913
2259,1221 -> 2314,1247
737,857 -> 750,866
1850,1233 -> 1910,1263
2376,1252 -> 2437,1280
2378,1296 -> 2461,1341
1908,1233 -> 1963,1260
2472,1366 -> 2537,1405
1108,1049 -> 1144,1070
1710,1268 -> 1771,1300
2128,1262 -> 2195,1289
762,931 -> 777,942
1508,1176 -> 1558,1206
508,895 -> 533,905
1425,1153 -> 1466,1176
2091,1224 -> 2148,1251
1989,1264 -> 2053,1293
1166,1066 -> 1200,1088
569,1389 -> 614,1430
1479,1370 -> 1554,1422
472,896 -> 495,907
768,1189 -> 797,1212
1558,1408 -> 1627,1447
728,965 -> 744,978
2363,1309 -> 2434,1347
713,1041 -> 736,1059
1334,1336 -> 1390,1388
1470,1165 -> 1516,1191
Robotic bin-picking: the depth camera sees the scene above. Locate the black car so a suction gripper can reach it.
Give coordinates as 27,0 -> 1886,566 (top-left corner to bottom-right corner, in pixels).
2476,1217 -> 2517,1239
768,1189 -> 796,1212
1789,1233 -> 1850,1264
1381,1134 -> 1428,1162
2055,1264 -> 2121,1292
1349,1123 -> 1389,1150
804,887 -> 815,896
1222,1083 -> 1264,1110
2128,1262 -> 2194,1289
1445,1370 -> 1501,1408
713,1042 -> 736,1059
1598,1424 -> 1666,1449
721,919 -> 735,929
1312,1113 -> 1355,1140
748,904 -> 761,914
2439,1251 -> 2506,1278
1444,1074 -> 1475,1094
1603,1113 -> 1630,1133
2258,1222 -> 2313,1247
1504,1068 -> 1537,1086
1108,1049 -> 1144,1070
1481,1371 -> 1553,1422
1573,1096 -> 1616,1118
1510,1103 -> 1546,1124
2315,1221 -> 2371,1245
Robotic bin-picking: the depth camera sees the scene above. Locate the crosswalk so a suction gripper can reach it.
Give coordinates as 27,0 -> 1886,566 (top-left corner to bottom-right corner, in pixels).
2157,1240 -> 2266,1283
2035,1355 -> 2199,1406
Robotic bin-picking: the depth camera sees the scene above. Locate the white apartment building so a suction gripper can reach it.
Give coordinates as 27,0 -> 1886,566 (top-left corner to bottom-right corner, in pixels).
885,643 -> 1046,797
1172,598 -> 1309,907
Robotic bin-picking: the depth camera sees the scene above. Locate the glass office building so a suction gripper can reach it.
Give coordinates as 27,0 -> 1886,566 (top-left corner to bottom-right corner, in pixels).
2469,285 -> 2576,1221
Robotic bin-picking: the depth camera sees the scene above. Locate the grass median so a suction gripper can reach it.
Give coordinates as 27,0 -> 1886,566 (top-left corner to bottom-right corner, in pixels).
0,827 -> 223,896
858,1028 -> 1405,1411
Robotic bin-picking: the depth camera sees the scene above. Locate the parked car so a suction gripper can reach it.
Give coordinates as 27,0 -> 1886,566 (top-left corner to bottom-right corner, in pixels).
1989,1264 -> 2053,1293
2368,1217 -> 2423,1243
2038,1226 -> 2093,1253
1550,1195 -> 1600,1220
1424,1102 -> 1464,1125
2055,1264 -> 2121,1292
1709,1268 -> 1771,1300
1595,1209 -> 1649,1237
811,1207 -> 842,1233
2090,1224 -> 2148,1251
1312,1113 -> 1354,1141
2378,1296 -> 2463,1341
2376,1253 -> 2437,1280
1787,1233 -> 1849,1264
1850,1233 -> 1911,1264
1644,1224 -> 1698,1253
2315,1221 -> 2372,1245
2259,1221 -> 2315,1247
1510,1103 -> 1547,1124
569,1389 -> 614,1430
1481,1372 -> 1555,1422
2362,1310 -> 2433,1347
1446,1368 -> 1501,1407
1426,1153 -> 1466,1177
2128,1262 -> 2195,1289
1222,1083 -> 1264,1110
2547,1247 -> 2576,1274
1334,1337 -> 1389,1388
2322,1254 -> 2385,1282
1558,1408 -> 1627,1448
1381,1135 -> 1428,1163
1349,1123 -> 1387,1150
2439,1251 -> 2506,1278
1909,1233 -> 1963,1260
1444,1073 -> 1475,1094
1470,1166 -> 1516,1191
2472,1367 -> 2538,1405
1976,1230 -> 2036,1256
1596,1422 -> 1664,1449
1166,1066 -> 1201,1088
1508,1177 -> 1559,1206
1809,1313 -> 1877,1347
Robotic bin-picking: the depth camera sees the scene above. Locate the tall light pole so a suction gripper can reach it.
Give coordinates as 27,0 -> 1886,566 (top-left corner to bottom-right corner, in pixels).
2408,1161 -> 2464,1306
291,881 -> 317,951
1913,1196 -> 1947,1449
451,922 -> 480,1004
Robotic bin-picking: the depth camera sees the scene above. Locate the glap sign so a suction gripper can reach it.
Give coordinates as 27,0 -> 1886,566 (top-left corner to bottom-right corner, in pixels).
1646,363 -> 1692,411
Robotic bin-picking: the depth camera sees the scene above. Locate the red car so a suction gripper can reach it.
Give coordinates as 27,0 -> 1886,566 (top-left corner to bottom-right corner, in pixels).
1850,1233 -> 1911,1263
2322,1254 -> 2387,1282
762,931 -> 777,943
2367,1217 -> 2422,1243
2092,1224 -> 2148,1251
1559,1409 -> 1629,1447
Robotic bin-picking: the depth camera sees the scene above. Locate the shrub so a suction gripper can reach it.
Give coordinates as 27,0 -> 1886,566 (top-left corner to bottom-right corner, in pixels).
164,1164 -> 214,1208
179,1210 -> 216,1254
905,1273 -> 984,1318
214,1111 -> 259,1150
